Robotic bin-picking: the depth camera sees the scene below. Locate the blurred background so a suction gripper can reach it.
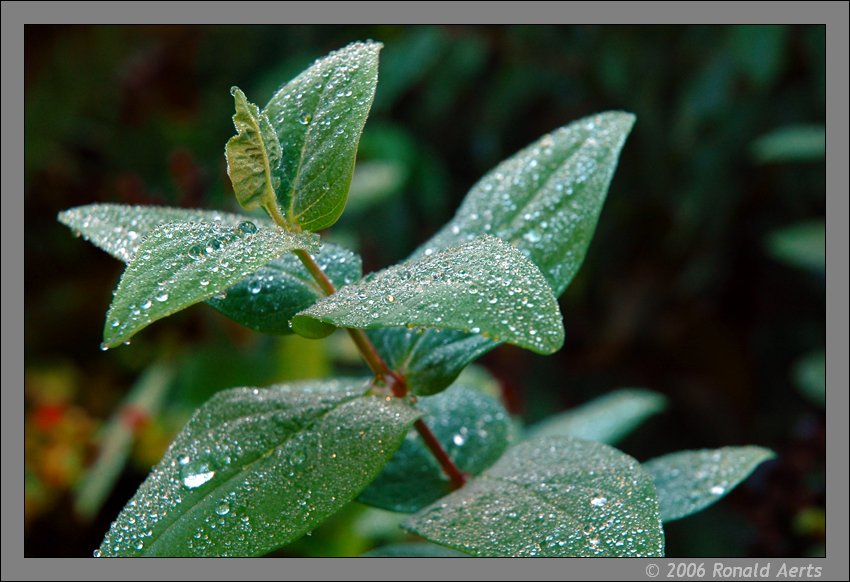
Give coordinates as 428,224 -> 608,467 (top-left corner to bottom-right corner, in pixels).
24,25 -> 825,557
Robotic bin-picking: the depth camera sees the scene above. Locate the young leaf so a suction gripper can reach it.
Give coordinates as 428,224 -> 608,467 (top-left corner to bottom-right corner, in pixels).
263,41 -> 381,231
371,112 -> 636,394
644,446 -> 775,523
103,221 -> 317,348
225,87 -> 283,218
206,243 -> 362,335
97,379 -> 420,557
358,382 -> 513,513
57,204 -> 271,263
292,235 -> 564,354
404,436 -> 664,557
361,543 -> 469,557
528,389 -> 667,445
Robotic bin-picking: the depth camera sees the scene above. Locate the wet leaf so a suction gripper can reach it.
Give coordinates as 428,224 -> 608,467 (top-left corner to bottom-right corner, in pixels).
361,543 -> 469,557
97,379 -> 420,556
292,235 -> 564,355
103,221 -> 317,348
645,446 -> 775,523
372,112 -> 636,394
358,382 -> 513,513
207,244 -> 362,335
58,204 -> 361,336
528,389 -> 667,445
225,87 -> 283,217
404,436 -> 664,557
264,41 -> 381,231
57,204 -> 271,263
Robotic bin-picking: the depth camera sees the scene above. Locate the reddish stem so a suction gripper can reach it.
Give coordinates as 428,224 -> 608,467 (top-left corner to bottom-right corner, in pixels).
414,419 -> 468,490
292,247 -> 466,488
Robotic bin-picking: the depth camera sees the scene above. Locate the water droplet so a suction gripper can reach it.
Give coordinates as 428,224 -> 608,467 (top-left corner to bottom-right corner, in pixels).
140,298 -> 152,310
248,279 -> 262,295
710,485 -> 725,495
384,294 -> 395,304
180,460 -> 216,489
523,230 -> 542,243
591,496 -> 607,508
205,238 -> 223,253
298,112 -> 312,125
156,291 -> 169,302
92,549 -> 102,558
99,343 -> 109,352
216,502 -> 230,516
199,279 -> 210,287
452,434 -> 466,446
110,319 -> 120,328
188,245 -> 204,260
236,221 -> 258,236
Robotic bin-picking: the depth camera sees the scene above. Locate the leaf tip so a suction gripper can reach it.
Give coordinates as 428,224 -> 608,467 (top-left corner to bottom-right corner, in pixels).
290,314 -> 336,340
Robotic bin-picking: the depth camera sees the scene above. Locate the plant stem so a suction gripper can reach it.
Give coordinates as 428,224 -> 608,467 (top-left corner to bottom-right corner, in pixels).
414,419 -> 468,490
291,244 -> 466,487
293,249 -> 396,389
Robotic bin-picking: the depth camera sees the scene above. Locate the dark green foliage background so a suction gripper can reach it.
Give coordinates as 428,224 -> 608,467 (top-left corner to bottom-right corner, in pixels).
25,25 -> 824,557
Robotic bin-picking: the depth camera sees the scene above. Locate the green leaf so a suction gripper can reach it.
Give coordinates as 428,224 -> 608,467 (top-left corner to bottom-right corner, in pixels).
207,243 -> 362,335
528,389 -> 667,445
371,112 -> 636,394
103,221 -> 318,348
358,382 -> 513,513
225,87 -> 283,217
751,125 -> 825,163
361,543 -> 469,557
793,349 -> 825,408
292,235 -> 564,355
264,41 -> 381,231
74,362 -> 175,519
97,379 -> 420,556
57,204 -> 361,336
404,436 -> 664,557
57,204 -> 271,263
645,446 -> 775,523
766,221 -> 825,272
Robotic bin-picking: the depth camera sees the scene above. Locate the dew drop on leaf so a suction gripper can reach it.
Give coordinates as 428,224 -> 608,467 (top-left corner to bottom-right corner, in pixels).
188,245 -> 204,260
180,460 -> 216,489
236,220 -> 258,236
247,279 -> 263,295
206,238 -> 223,253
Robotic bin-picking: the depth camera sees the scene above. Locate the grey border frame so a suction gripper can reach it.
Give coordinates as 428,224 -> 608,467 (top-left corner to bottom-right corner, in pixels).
4,1 -> 847,580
